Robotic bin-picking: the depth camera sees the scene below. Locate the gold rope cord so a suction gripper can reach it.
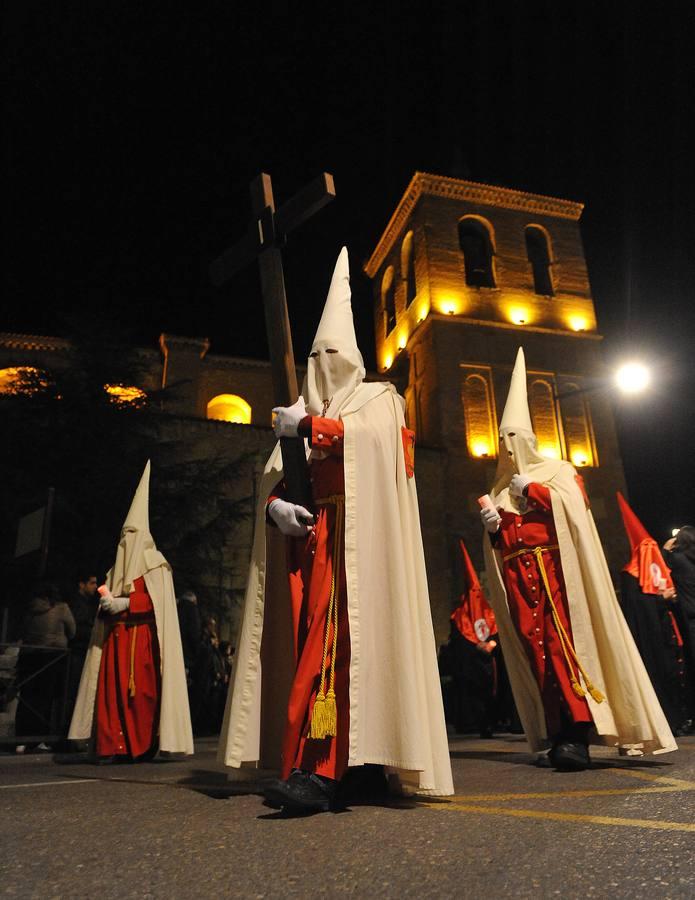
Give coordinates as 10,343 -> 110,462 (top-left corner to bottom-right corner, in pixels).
128,625 -> 138,698
309,495 -> 345,739
503,545 -> 604,703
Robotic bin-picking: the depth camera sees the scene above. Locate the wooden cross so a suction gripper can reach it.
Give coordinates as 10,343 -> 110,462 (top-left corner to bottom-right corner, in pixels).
210,172 -> 336,506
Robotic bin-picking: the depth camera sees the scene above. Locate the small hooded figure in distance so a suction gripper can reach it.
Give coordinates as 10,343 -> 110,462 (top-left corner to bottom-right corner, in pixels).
69,462 -> 193,761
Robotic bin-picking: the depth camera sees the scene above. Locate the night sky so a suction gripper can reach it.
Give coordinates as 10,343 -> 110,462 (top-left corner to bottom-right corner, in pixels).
5,3 -> 694,538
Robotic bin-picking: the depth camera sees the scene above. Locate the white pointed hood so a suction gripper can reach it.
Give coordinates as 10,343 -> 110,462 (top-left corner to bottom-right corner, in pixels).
303,246 -> 366,419
491,347 -> 563,511
499,347 -> 534,435
106,461 -> 169,596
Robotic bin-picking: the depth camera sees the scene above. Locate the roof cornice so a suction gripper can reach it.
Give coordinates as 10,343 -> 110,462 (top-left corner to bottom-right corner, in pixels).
364,172 -> 584,277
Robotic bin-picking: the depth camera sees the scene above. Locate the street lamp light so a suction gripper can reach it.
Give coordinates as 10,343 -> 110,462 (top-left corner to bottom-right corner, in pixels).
554,360 -> 651,402
614,362 -> 650,395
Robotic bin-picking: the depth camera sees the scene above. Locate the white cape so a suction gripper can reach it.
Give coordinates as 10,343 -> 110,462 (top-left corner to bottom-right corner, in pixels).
68,564 -> 194,755
484,462 -> 677,755
218,383 -> 453,796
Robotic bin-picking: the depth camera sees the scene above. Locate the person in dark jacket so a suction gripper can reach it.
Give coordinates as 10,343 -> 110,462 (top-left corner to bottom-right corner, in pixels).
663,526 -> 695,731
16,582 -> 76,749
66,572 -> 99,727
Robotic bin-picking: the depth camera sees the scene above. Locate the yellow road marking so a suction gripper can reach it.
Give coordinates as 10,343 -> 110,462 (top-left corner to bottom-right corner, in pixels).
442,784 -> 688,802
609,768 -> 695,789
423,802 -> 695,833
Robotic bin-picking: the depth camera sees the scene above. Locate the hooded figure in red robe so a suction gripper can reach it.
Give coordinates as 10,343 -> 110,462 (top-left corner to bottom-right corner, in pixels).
69,462 -> 193,760
617,492 -> 690,734
481,348 -> 675,770
218,248 -> 453,812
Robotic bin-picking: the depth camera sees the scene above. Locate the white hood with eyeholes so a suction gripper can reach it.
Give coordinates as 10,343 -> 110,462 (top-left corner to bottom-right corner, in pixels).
302,246 -> 367,420
490,347 -> 563,513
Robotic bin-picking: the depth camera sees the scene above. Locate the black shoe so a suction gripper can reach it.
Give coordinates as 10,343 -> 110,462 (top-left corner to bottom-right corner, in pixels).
263,770 -> 336,813
549,741 -> 591,771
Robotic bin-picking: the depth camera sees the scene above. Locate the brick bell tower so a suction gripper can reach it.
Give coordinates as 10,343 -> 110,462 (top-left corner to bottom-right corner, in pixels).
364,172 -> 629,644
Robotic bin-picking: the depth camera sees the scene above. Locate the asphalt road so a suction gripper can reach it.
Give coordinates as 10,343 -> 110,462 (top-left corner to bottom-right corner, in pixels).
1,734 -> 694,899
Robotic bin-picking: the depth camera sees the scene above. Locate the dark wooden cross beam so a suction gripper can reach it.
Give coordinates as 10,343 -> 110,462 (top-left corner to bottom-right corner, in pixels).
210,172 -> 336,506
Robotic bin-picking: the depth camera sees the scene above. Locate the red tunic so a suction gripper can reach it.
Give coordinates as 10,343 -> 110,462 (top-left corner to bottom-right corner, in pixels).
496,483 -> 592,738
271,417 -> 350,782
95,576 -> 161,759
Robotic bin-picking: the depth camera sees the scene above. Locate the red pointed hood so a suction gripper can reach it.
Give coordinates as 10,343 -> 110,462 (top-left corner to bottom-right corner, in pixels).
451,539 -> 497,643
616,492 -> 673,595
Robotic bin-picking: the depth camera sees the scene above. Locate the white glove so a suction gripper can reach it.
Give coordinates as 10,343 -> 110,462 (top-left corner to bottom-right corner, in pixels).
481,506 -> 501,533
509,473 -> 531,499
268,498 -> 314,537
272,395 -> 307,438
100,592 -> 130,615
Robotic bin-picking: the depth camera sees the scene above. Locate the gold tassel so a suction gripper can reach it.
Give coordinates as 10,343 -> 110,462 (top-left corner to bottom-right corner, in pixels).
571,680 -> 586,699
310,692 -> 328,739
322,688 -> 337,737
588,685 -> 605,703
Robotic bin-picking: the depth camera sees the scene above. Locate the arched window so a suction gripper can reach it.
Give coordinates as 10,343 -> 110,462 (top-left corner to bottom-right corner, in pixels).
525,225 -> 554,296
400,231 -> 417,308
207,394 -> 252,424
528,378 -> 562,459
381,265 -> 396,335
560,384 -> 596,467
0,366 -> 48,395
458,217 -> 496,288
461,368 -> 497,458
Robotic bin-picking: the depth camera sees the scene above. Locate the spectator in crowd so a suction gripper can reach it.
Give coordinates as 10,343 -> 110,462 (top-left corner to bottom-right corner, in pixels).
177,590 -> 202,688
66,571 -> 99,727
16,582 -> 75,752
219,641 -> 235,684
192,616 -> 227,735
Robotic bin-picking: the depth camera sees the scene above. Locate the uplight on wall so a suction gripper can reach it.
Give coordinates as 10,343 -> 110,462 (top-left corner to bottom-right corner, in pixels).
397,332 -> 408,352
471,440 -> 492,458
435,295 -> 462,316
509,307 -> 529,326
418,301 -> 430,322
571,451 -> 589,467
383,353 -> 394,371
568,316 -> 588,333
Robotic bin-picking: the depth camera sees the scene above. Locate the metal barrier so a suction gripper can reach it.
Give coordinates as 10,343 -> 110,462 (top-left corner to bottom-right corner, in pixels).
0,643 -> 73,746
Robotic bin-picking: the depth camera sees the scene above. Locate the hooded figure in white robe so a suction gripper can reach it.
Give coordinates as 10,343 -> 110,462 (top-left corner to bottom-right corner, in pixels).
217,247 -> 453,806
69,461 -> 193,756
482,348 -> 676,761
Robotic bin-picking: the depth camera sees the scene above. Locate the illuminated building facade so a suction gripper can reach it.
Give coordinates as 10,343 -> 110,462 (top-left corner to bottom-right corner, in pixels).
365,172 -> 629,638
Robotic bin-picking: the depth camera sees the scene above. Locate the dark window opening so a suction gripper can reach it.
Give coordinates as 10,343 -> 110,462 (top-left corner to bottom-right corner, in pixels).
525,226 -> 554,296
458,218 -> 496,288
402,233 -> 417,307
382,267 -> 396,335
